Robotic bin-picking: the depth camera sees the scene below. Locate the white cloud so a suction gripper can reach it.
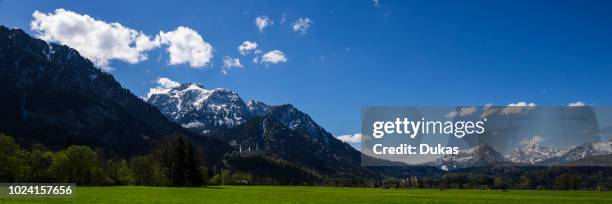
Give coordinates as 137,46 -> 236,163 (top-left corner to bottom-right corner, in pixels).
31,9 -> 160,70
255,50 -> 287,64
336,133 -> 362,144
446,106 -> 477,118
568,101 -> 585,107
508,101 -> 536,107
238,41 -> 258,55
480,103 -> 498,118
502,102 -> 536,114
373,0 -> 381,7
30,9 -> 214,70
255,16 -> 273,33
291,18 -> 313,34
459,106 -> 477,116
222,56 -> 243,68
157,77 -> 180,89
520,135 -> 547,146
147,77 -> 180,98
158,26 -> 213,68
221,56 -> 243,75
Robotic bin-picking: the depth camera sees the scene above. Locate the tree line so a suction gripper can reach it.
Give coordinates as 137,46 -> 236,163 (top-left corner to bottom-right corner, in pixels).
374,166 -> 612,191
0,133 -> 206,186
1,133 -> 611,190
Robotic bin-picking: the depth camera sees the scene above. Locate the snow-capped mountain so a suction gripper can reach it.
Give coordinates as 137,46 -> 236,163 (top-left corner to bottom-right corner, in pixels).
505,136 -> 612,166
146,81 -> 433,178
435,139 -> 612,169
0,25 -> 430,180
430,145 -> 508,170
247,100 -> 271,117
148,83 -> 251,133
539,140 -> 612,165
506,137 -> 558,164
430,140 -> 612,170
147,83 -> 335,145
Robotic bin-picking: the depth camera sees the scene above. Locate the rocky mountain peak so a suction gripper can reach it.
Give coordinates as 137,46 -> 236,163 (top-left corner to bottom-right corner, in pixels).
147,82 -> 250,133
247,100 -> 271,117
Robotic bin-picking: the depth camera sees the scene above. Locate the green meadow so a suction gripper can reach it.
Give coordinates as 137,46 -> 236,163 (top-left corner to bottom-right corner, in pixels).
1,186 -> 611,204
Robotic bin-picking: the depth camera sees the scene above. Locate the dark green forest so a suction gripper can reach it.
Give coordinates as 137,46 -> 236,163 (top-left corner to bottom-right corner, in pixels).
1,133 -> 611,190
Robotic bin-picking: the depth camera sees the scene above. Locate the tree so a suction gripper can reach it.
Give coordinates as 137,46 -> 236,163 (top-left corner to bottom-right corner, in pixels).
517,175 -> 532,189
49,145 -> 105,185
104,159 -> 133,185
382,178 -> 399,189
0,133 -> 28,182
554,173 -> 581,190
25,149 -> 54,182
147,136 -> 206,186
130,155 -> 168,186
494,176 -> 508,190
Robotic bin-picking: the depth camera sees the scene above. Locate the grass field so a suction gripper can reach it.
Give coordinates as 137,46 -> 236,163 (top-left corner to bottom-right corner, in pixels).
1,186 -> 611,204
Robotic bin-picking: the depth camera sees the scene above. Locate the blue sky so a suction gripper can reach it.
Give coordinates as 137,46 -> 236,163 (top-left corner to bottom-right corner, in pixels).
1,0 -> 612,140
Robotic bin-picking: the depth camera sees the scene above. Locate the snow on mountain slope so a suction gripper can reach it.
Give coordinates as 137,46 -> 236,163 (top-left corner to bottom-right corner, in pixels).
506,136 -> 558,164
247,100 -> 271,117
542,140 -> 612,165
430,145 -> 508,170
147,83 -> 251,133
147,82 -> 335,144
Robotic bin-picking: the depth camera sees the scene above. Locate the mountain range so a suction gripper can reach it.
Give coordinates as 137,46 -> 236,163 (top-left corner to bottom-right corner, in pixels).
0,25 -> 436,180
147,81 -> 434,178
2,24 -> 608,179
147,83 -> 337,144
430,139 -> 612,170
0,26 -> 230,163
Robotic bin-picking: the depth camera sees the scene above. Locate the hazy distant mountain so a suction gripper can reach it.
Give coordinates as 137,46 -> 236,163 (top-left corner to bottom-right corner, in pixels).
0,26 -> 229,162
430,145 -> 509,170
434,139 -> 612,169
505,137 -> 612,166
506,137 -> 559,164
539,140 -> 612,166
564,154 -> 612,166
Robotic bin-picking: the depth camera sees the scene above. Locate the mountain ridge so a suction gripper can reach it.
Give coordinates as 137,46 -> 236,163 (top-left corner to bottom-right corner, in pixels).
430,140 -> 612,170
0,26 -> 230,163
146,76 -> 439,178
0,25 -> 433,180
148,83 -> 337,145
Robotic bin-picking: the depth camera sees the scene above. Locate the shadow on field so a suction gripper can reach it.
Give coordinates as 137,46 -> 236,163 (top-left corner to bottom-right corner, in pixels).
205,186 -> 227,190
